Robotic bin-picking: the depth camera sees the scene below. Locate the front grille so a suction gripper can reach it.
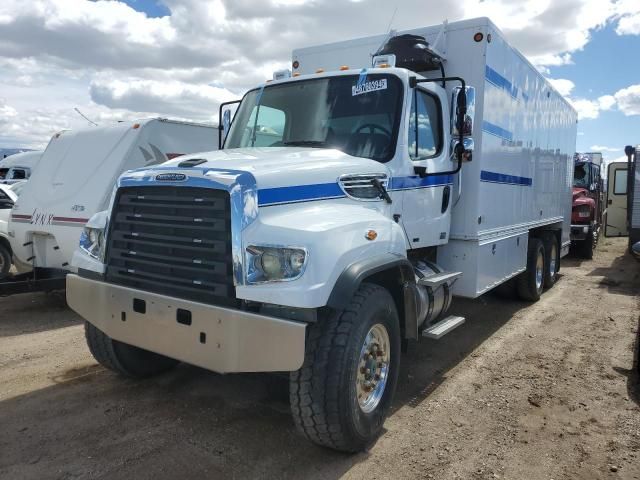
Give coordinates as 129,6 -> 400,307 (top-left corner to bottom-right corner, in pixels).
105,186 -> 236,306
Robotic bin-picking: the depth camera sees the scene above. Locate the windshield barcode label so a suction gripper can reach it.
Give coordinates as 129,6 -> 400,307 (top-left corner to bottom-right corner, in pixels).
352,79 -> 387,96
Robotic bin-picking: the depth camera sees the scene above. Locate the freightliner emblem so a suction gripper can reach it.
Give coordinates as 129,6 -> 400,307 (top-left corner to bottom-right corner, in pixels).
155,173 -> 187,182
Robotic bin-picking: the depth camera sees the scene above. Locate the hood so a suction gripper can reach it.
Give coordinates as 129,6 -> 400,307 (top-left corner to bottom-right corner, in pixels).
572,187 -> 588,201
160,147 -> 390,189
572,187 -> 594,208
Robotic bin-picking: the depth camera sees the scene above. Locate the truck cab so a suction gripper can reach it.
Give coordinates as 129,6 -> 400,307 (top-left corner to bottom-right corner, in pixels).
571,153 -> 603,259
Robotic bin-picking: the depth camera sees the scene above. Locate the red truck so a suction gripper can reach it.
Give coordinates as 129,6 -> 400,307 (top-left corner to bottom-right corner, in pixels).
570,153 -> 604,259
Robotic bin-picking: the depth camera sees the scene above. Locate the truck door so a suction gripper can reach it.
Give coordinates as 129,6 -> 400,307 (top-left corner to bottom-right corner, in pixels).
605,162 -> 629,237
400,85 -> 452,248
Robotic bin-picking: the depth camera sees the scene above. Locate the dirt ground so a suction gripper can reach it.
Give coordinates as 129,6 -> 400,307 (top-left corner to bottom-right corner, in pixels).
0,237 -> 638,480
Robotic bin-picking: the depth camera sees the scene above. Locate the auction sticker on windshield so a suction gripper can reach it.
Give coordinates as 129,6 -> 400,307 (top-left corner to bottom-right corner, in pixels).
352,78 -> 387,96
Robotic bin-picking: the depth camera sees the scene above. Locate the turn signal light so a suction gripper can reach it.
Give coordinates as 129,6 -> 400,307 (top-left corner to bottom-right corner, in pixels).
365,230 -> 378,241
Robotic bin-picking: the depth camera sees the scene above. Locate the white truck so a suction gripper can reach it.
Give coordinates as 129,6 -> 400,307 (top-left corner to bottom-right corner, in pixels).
3,118 -> 218,295
66,18 -> 576,452
0,150 -> 43,185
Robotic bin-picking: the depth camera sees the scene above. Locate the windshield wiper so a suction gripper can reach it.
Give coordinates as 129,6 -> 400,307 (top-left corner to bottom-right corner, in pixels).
372,178 -> 392,204
283,140 -> 327,148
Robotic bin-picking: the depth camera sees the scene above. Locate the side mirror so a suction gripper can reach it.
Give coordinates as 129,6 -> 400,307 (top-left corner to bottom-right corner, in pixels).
451,86 -> 475,137
451,138 -> 474,162
218,99 -> 241,149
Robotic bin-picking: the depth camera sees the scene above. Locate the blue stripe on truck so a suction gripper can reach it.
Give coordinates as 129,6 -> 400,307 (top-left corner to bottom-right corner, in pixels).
482,121 -> 513,142
258,182 -> 345,206
481,170 -> 532,186
485,65 -> 519,99
257,174 -> 453,206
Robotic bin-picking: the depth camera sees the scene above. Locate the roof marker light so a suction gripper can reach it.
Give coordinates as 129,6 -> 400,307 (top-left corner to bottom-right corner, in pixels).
316,68 -> 324,73
340,65 -> 349,71
293,72 -> 301,77
132,123 -> 140,129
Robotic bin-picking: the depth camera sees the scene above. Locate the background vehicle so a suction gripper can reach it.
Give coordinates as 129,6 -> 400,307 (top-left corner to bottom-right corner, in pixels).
0,182 -> 25,279
571,152 -> 604,258
606,145 -> 639,258
67,18 -> 576,452
3,118 -> 218,295
0,150 -> 43,185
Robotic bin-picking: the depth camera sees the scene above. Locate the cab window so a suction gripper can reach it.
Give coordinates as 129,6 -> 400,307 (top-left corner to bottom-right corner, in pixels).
240,105 -> 286,147
408,90 -> 442,160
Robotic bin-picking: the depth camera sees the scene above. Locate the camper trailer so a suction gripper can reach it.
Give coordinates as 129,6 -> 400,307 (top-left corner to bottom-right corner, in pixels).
0,150 -> 43,185
3,118 -> 217,295
66,18 -> 576,451
606,145 -> 640,256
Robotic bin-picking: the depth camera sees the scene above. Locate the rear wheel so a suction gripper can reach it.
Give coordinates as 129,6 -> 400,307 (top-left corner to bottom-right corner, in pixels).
0,243 -> 10,279
85,322 -> 179,378
516,238 -> 545,302
541,233 -> 559,289
290,283 -> 400,452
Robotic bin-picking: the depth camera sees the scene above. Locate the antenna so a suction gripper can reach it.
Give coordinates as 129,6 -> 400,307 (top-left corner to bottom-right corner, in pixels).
74,107 -> 98,126
385,5 -> 398,34
372,4 -> 399,58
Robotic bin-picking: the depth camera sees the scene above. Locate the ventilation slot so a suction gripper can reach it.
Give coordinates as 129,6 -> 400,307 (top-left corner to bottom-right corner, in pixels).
339,174 -> 389,201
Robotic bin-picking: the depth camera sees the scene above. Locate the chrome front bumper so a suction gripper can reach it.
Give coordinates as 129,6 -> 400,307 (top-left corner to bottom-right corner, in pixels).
66,274 -> 306,373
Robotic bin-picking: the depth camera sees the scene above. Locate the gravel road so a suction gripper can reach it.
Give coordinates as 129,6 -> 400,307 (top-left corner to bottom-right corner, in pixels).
1,237 -> 638,480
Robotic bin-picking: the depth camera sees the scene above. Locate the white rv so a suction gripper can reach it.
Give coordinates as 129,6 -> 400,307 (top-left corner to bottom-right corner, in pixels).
67,18 -> 576,452
5,118 -> 218,294
0,150 -> 43,185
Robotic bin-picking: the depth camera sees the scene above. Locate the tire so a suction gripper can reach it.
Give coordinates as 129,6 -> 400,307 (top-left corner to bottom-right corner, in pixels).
0,243 -> 11,280
85,322 -> 179,378
290,283 -> 401,452
516,238 -> 545,302
541,232 -> 559,289
576,228 -> 594,259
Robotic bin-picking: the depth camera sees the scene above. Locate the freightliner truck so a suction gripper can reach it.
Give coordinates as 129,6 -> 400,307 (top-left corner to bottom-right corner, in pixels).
66,18 -> 576,452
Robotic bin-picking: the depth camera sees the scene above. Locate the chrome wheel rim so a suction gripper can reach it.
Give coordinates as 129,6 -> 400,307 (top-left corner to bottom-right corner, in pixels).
535,250 -> 544,290
357,323 -> 390,413
549,243 -> 557,277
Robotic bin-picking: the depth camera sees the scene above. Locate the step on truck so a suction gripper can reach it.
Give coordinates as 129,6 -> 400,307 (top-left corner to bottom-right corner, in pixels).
66,17 -> 576,452
3,119 -> 218,295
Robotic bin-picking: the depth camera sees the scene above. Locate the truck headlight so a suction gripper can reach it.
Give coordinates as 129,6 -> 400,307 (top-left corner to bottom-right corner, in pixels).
246,245 -> 308,283
79,226 -> 105,260
78,210 -> 109,261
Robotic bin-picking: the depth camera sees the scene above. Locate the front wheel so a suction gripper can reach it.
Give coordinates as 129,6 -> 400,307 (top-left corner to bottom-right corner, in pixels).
576,227 -> 594,259
85,322 -> 179,378
0,243 -> 11,279
290,283 -> 400,452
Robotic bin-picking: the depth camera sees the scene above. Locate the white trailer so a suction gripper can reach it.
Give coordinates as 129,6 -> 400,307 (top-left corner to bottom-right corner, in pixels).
67,18 -> 576,452
3,118 -> 218,295
0,150 -> 43,185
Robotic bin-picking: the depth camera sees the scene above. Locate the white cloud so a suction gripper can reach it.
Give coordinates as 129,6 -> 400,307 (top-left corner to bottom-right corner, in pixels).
569,95 -> 616,120
548,78 -> 575,96
589,145 -> 621,152
613,84 -> 640,116
1,0 -> 640,147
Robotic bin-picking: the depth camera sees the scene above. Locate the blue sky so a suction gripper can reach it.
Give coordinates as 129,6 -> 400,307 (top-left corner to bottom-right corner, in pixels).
550,24 -> 640,160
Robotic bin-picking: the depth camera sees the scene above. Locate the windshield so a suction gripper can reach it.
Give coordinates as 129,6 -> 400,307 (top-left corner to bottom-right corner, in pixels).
573,163 -> 589,188
224,74 -> 404,162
